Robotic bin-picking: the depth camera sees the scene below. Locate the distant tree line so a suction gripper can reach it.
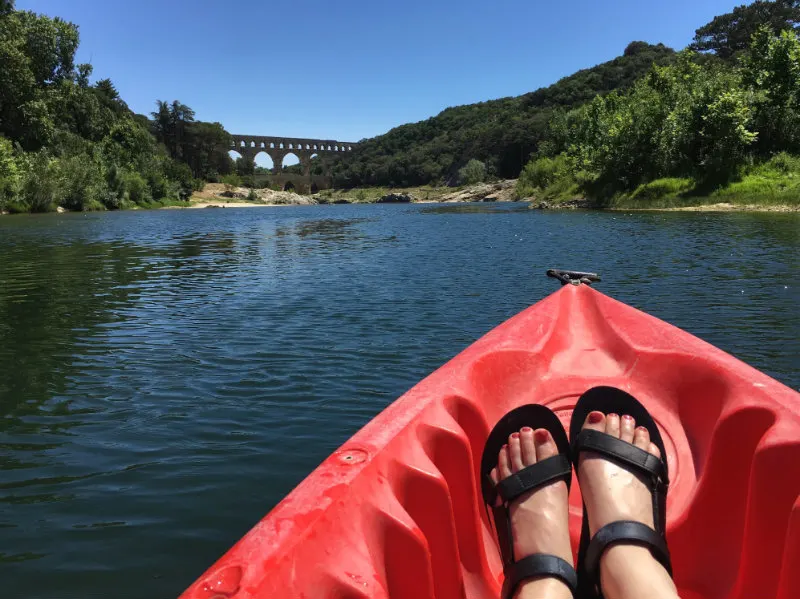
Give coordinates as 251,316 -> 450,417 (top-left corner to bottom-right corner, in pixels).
331,0 -> 800,192
2,0 -> 798,213
330,43 -> 677,188
517,4 -> 800,203
0,0 -> 235,213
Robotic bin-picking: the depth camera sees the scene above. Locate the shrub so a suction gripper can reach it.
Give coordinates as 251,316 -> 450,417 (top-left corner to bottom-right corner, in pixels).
0,137 -> 20,210
59,154 -> 105,211
221,174 -> 241,190
147,172 -> 170,200
517,153 -> 577,199
102,164 -> 126,209
519,154 -> 570,190
20,153 -> 61,212
764,152 -> 800,175
458,159 -> 487,185
123,171 -> 152,206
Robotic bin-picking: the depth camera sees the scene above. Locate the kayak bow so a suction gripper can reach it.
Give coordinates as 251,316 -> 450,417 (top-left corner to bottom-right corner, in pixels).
181,272 -> 800,599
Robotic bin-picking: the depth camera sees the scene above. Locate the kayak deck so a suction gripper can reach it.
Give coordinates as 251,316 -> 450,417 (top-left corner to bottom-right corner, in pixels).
181,284 -> 800,599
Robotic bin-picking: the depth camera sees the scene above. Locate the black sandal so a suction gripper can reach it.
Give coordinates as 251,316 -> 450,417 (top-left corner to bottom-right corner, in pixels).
481,405 -> 578,599
569,387 -> 672,598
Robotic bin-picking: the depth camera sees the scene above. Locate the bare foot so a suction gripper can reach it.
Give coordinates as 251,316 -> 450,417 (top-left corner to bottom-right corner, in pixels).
490,427 -> 572,599
577,411 -> 679,599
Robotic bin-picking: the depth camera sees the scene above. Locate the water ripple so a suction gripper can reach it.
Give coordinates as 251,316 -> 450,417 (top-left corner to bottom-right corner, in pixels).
0,205 -> 797,597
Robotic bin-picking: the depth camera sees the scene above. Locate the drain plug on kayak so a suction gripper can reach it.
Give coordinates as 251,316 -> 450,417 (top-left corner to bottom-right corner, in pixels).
337,448 -> 368,464
546,269 -> 601,286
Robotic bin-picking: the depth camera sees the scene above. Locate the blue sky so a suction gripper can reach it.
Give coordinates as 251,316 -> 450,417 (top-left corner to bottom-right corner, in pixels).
20,0 -> 741,143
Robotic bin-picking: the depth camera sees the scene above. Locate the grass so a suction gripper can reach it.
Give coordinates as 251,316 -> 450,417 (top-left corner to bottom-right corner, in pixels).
609,154 -> 800,209
709,154 -> 800,206
611,178 -> 696,208
518,153 -> 800,210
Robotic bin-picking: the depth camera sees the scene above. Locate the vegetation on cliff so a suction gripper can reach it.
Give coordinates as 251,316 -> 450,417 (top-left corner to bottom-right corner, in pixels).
330,42 -> 676,188
332,1 -> 800,208
517,22 -> 800,207
0,1 -> 233,213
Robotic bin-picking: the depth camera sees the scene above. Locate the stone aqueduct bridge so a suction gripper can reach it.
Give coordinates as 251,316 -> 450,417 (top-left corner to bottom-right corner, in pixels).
229,134 -> 358,193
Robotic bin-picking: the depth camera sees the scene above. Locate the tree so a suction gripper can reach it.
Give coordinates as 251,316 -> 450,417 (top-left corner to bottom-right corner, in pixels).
150,99 -> 195,159
690,0 -> 800,59
743,27 -> 800,106
0,3 -> 223,212
742,27 -> 800,152
235,155 -> 255,176
0,136 -> 19,206
16,10 -> 79,84
184,121 -> 232,178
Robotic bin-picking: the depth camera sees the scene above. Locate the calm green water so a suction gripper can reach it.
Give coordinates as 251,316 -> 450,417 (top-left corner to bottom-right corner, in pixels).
1,204 -> 798,598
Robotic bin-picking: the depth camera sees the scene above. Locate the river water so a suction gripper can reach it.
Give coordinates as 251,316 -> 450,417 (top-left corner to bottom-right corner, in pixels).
0,204 -> 798,598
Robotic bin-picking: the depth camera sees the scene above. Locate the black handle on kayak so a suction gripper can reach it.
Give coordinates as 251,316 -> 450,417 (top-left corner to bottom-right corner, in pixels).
546,269 -> 601,286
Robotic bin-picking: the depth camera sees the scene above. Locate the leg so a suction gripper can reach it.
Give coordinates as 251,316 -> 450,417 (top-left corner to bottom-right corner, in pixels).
577,411 -> 679,599
490,427 -> 573,599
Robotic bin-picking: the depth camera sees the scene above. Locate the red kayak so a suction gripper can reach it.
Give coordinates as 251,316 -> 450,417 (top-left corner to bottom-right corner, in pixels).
180,272 -> 800,599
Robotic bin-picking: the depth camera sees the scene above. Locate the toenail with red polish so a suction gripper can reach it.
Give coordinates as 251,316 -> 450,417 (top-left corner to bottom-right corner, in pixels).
622,415 -> 633,421
521,427 -> 532,433
510,432 -> 519,439
534,429 -> 549,442
588,412 -> 603,423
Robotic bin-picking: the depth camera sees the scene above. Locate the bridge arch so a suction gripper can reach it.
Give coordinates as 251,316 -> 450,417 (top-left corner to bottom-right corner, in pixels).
254,151 -> 274,172
282,152 -> 300,170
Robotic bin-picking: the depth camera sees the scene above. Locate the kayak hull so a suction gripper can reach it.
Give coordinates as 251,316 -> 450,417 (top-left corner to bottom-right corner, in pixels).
180,284 -> 800,599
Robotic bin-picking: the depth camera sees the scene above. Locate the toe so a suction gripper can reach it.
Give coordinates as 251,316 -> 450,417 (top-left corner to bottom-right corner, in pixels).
489,467 -> 502,506
534,428 -> 558,461
605,413 -> 620,438
582,410 -> 606,431
509,433 -> 524,472
648,442 -> 662,459
520,427 -> 537,466
633,426 -> 650,451
498,444 -> 512,479
620,414 -> 635,443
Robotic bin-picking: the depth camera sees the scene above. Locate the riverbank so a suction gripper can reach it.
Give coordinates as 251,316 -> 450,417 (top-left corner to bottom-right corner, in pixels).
522,154 -> 800,212
4,177 -> 798,215
185,180 -> 519,208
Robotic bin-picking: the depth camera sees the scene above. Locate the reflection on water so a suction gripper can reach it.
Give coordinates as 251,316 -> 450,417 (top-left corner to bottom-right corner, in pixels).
0,205 -> 797,598
419,202 -> 531,214
276,217 -> 369,239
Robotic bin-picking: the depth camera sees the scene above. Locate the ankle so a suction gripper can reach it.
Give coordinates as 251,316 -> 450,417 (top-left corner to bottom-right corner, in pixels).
599,545 -> 678,599
514,577 -> 573,599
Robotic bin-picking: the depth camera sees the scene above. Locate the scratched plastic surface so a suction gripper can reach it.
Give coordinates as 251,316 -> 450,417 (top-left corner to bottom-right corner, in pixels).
180,285 -> 800,599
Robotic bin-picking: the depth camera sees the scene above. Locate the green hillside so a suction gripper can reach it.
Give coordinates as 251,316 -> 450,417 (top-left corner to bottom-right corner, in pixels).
330,42 -> 676,188
332,1 -> 800,194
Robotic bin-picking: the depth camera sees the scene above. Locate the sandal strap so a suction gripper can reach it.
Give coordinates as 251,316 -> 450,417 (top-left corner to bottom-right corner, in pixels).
572,429 -> 668,485
496,454 -> 572,503
503,554 -> 578,599
585,521 -> 672,582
